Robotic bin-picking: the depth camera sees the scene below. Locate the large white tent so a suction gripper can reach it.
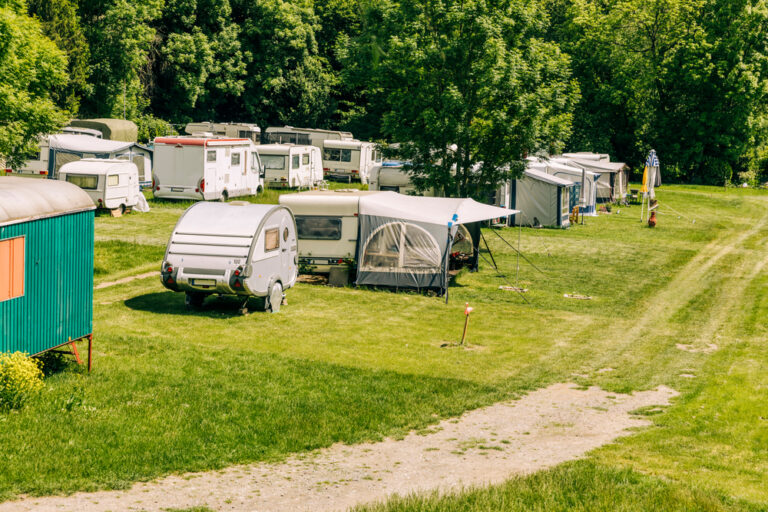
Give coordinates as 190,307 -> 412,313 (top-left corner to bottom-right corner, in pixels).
355,192 -> 517,291
501,168 -> 573,228
558,155 -> 629,202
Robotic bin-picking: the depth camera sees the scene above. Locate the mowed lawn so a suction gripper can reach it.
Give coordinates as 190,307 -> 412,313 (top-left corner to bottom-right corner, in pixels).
0,185 -> 767,510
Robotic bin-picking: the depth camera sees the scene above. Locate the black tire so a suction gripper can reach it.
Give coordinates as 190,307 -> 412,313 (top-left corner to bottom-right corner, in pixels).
265,282 -> 283,313
219,190 -> 229,202
185,292 -> 205,310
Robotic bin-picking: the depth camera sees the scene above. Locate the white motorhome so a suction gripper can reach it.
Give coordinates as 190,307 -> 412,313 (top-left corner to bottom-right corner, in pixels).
257,144 -> 323,189
152,137 -> 264,201
161,202 -> 298,313
264,126 -> 354,149
15,135 -> 153,186
322,140 -> 381,183
185,122 -> 261,143
279,190 -> 382,273
58,159 -> 143,214
368,162 -> 437,196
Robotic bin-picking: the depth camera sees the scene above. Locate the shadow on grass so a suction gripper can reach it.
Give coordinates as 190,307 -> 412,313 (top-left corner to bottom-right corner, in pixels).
125,291 -> 268,317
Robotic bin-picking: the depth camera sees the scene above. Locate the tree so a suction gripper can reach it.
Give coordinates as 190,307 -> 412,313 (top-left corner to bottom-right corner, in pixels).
78,0 -> 163,119
230,0 -> 334,128
343,0 -> 579,198
28,0 -> 90,114
150,0 -> 246,122
0,0 -> 68,169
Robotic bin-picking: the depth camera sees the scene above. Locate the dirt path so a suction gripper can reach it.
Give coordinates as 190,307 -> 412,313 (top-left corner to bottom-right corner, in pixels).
94,271 -> 158,290
3,383 -> 676,512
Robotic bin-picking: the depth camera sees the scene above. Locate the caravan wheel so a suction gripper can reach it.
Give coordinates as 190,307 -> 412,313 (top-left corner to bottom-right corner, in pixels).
185,292 -> 205,310
265,282 -> 283,313
219,190 -> 229,202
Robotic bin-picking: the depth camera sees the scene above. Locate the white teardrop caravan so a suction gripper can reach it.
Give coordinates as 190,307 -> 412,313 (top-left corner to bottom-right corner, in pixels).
161,202 -> 298,313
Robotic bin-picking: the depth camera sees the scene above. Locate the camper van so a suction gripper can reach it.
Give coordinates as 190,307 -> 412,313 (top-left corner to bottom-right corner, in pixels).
58,159 -> 142,214
279,190 -> 382,273
257,144 -> 323,188
322,140 -> 381,183
14,134 -> 153,186
264,126 -> 354,148
184,122 -> 261,143
152,137 -> 263,201
369,162 -> 437,196
161,202 -> 298,313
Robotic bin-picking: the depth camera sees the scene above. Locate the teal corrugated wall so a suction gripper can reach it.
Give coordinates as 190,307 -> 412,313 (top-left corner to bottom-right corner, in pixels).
0,211 -> 94,354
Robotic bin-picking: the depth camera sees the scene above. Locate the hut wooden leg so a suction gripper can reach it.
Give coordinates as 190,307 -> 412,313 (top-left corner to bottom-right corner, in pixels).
88,334 -> 93,373
70,339 -> 82,365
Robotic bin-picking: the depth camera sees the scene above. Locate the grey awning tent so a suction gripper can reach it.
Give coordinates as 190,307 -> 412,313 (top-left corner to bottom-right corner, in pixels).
558,156 -> 629,202
47,134 -> 153,182
355,192 -> 517,291
507,168 -> 573,228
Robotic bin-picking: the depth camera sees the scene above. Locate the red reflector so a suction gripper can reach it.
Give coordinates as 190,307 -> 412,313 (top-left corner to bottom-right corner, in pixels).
195,188 -> 199,192
39,171 -> 48,175
167,267 -> 172,272
156,187 -> 160,191
234,270 -> 240,276
234,282 -> 240,287
352,169 -> 359,173
323,168 -> 330,171
98,198 -> 102,202
337,259 -> 343,264
167,278 -> 174,284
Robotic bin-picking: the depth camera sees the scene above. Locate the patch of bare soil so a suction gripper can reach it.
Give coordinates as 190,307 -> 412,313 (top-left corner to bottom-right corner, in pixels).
676,343 -> 719,353
2,383 -> 677,512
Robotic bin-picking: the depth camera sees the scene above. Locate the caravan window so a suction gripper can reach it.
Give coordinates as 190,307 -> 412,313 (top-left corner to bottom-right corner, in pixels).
295,216 -> 342,240
66,174 -> 99,190
292,155 -> 300,169
0,236 -> 25,302
231,152 -> 241,166
323,148 -> 353,163
302,154 -> 309,165
107,174 -> 119,186
361,222 -> 441,271
206,150 -> 216,162
262,155 -> 285,170
265,228 -> 280,251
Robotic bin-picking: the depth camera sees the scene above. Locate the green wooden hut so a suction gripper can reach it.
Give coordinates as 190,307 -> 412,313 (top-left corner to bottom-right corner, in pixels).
0,177 -> 96,368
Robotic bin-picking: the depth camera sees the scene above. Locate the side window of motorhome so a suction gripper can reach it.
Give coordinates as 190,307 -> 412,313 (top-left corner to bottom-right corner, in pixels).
262,155 -> 285,170
231,152 -> 241,166
295,216 -> 342,240
292,155 -> 300,169
323,149 -> 352,162
302,154 -> 309,165
207,150 -> 216,162
66,174 -> 99,190
107,175 -> 119,186
265,228 -> 280,251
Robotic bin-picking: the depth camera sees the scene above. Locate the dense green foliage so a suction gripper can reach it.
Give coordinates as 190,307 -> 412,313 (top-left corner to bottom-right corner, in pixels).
3,0 -> 768,184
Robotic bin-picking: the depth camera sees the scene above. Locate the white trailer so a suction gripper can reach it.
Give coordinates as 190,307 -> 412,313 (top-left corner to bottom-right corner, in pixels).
185,122 -> 261,143
279,190 -> 383,273
264,126 -> 353,148
369,162 -> 437,196
257,144 -> 323,189
322,140 -> 381,183
152,137 -> 264,201
58,159 -> 143,214
14,134 -> 153,186
161,202 -> 298,313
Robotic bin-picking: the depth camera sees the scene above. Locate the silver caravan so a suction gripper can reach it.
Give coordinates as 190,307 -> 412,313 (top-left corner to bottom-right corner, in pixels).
322,140 -> 381,183
161,202 -> 298,313
58,159 -> 143,214
369,162 -> 437,196
264,126 -> 354,149
258,144 -> 323,188
185,122 -> 261,143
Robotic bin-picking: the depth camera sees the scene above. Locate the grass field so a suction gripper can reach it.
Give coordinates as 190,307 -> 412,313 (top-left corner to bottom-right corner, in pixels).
0,184 -> 766,509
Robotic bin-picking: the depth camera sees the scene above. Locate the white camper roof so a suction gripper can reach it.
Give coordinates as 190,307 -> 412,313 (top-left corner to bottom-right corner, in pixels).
359,192 -> 518,226
545,159 -> 599,177
0,176 -> 95,227
561,157 -> 628,173
266,126 -> 354,139
154,137 -> 252,147
561,152 -> 610,161
523,167 -> 574,187
48,134 -> 137,153
59,158 -> 138,175
175,202 -> 284,238
61,127 -> 103,138
322,139 -> 370,149
280,189 -> 381,216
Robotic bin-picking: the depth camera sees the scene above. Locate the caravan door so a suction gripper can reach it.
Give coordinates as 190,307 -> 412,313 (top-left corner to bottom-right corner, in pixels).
248,151 -> 263,194
279,213 -> 297,285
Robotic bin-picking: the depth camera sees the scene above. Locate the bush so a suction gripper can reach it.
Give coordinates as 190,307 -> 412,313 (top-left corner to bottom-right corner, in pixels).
0,352 -> 44,411
134,114 -> 177,144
